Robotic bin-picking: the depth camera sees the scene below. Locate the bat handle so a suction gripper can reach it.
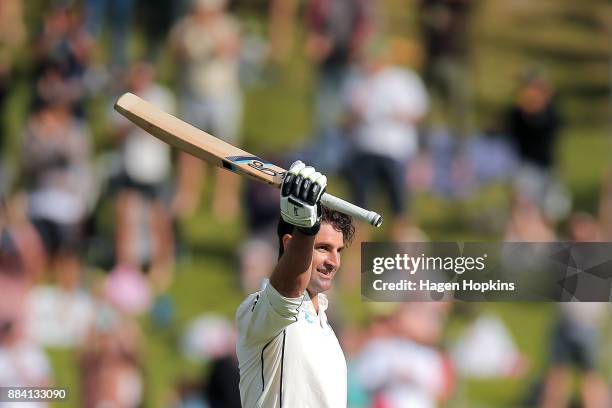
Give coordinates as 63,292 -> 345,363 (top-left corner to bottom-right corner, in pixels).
320,193 -> 383,227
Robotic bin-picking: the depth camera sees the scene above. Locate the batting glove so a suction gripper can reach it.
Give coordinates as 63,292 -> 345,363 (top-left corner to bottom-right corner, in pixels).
280,161 -> 327,235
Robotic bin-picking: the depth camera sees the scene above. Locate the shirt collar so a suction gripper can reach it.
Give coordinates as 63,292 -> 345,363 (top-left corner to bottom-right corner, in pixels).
302,291 -> 329,314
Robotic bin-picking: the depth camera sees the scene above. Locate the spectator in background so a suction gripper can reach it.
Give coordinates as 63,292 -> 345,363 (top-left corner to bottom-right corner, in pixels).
205,353 -> 241,408
21,100 -> 94,281
353,303 -> 453,408
419,0 -> 473,136
504,192 -> 556,242
0,201 -> 52,407
305,0 -> 373,134
343,38 -> 428,240
540,303 -> 611,408
111,62 -> 200,294
0,315 -> 52,408
0,196 -> 46,285
26,268 -> 96,349
567,212 -> 603,242
79,305 -> 144,408
451,312 -> 526,380
25,203 -> 96,348
180,314 -> 239,407
84,0 -> 134,70
0,197 -> 45,346
170,0 -> 242,221
268,0 -> 299,65
506,70 -> 569,221
34,60 -> 85,117
342,309 -> 397,407
541,305 -> 611,407
34,3 -> 93,117
136,0 -> 181,62
538,211 -> 611,408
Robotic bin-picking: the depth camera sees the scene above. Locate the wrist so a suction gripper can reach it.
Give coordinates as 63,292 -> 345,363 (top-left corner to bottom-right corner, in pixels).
297,222 -> 320,236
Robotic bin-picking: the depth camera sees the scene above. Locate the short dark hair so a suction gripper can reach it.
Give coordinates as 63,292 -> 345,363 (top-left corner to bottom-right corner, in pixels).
277,206 -> 355,259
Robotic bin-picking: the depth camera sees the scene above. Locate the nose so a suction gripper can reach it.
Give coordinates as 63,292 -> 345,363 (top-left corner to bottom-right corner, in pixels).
325,250 -> 340,271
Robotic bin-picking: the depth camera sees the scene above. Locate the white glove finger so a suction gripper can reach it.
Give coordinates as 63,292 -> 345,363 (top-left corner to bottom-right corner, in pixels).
312,174 -> 327,203
300,172 -> 326,205
282,161 -> 305,196
308,171 -> 322,183
298,166 -> 316,179
307,172 -> 324,200
292,166 -> 315,199
310,172 -> 327,201
309,171 -> 325,184
315,175 -> 328,190
288,160 -> 306,174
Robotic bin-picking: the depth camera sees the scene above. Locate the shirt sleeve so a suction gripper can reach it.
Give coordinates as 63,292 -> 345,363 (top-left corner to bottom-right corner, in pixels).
236,282 -> 304,345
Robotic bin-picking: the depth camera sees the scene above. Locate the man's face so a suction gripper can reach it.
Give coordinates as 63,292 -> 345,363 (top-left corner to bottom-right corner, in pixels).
307,223 -> 345,295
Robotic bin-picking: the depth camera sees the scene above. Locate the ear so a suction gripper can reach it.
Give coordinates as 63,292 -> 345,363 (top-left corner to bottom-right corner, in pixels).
282,233 -> 292,251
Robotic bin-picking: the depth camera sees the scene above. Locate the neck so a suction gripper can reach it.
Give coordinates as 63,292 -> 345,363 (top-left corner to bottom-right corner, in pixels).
307,289 -> 319,313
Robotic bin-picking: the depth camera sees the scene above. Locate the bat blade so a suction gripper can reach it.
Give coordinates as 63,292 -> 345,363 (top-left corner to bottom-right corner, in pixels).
115,92 -> 286,186
114,92 -> 382,227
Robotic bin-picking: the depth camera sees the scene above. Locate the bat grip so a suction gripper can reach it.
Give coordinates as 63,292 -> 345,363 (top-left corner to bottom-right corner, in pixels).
320,193 -> 383,227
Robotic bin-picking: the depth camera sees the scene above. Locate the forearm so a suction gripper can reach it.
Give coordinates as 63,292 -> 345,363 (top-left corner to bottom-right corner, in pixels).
269,230 -> 315,298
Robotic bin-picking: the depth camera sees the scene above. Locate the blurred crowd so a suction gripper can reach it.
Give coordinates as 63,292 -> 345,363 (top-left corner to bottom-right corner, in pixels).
0,0 -> 610,407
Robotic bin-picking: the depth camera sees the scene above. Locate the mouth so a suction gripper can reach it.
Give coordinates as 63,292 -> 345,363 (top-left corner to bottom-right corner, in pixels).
317,269 -> 334,279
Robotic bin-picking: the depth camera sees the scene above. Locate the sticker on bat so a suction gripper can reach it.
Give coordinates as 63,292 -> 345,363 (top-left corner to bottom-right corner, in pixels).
224,155 -> 286,178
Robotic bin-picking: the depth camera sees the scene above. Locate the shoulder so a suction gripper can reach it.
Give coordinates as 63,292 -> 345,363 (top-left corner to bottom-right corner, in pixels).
235,283 -> 303,340
236,283 -> 302,318
236,291 -> 263,320
235,286 -> 296,346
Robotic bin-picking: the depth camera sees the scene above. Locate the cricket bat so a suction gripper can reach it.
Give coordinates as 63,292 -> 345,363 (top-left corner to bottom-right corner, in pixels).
114,92 -> 382,227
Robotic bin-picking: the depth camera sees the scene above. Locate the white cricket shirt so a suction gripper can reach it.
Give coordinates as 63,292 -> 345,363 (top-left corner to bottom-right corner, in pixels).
236,282 -> 347,408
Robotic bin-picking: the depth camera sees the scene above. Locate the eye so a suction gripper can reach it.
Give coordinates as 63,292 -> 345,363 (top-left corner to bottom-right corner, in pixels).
315,245 -> 330,253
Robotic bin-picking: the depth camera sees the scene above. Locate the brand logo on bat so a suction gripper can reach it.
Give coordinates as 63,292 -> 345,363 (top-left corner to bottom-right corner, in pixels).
223,155 -> 285,178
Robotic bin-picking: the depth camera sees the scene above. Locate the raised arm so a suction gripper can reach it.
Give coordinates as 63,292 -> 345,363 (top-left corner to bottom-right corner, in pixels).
269,161 -> 327,298
270,230 -> 316,298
